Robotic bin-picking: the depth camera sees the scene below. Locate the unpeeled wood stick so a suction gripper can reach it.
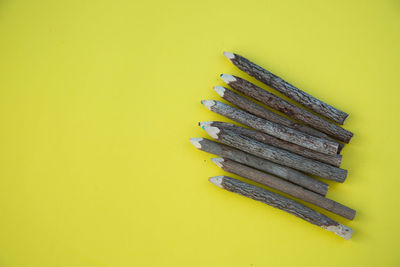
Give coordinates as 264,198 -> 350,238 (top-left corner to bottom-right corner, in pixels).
202,125 -> 347,182
209,176 -> 353,239
223,52 -> 349,125
200,121 -> 342,167
220,75 -> 353,143
189,138 -> 328,195
201,100 -> 338,156
213,86 -> 344,153
211,158 -> 355,220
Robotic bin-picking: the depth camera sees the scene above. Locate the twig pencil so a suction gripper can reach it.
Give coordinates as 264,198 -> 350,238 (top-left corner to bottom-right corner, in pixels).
201,121 -> 342,167
201,100 -> 339,156
202,125 -> 347,182
209,176 -> 353,239
220,75 -> 353,143
189,138 -> 329,195
223,52 -> 349,125
213,86 -> 344,153
211,158 -> 355,220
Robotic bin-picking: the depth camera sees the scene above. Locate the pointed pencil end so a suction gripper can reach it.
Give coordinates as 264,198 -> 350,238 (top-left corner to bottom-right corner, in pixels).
201,100 -> 216,110
214,86 -> 226,97
199,121 -> 213,128
220,74 -> 237,84
223,51 -> 235,61
210,157 -> 224,167
323,224 -> 353,240
189,138 -> 203,149
202,125 -> 220,139
209,176 -> 224,188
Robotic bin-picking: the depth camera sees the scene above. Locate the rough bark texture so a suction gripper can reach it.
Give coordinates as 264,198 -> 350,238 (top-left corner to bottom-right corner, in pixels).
210,121 -> 342,167
194,138 -> 328,195
213,176 -> 352,239
218,86 -> 344,153
205,100 -> 338,155
217,159 -> 355,220
209,127 -> 347,182
224,76 -> 353,143
228,53 -> 349,125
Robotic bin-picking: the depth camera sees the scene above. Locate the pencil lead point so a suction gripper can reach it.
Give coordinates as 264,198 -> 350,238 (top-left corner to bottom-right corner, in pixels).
220,74 -> 237,84
214,86 -> 225,97
209,176 -> 224,188
202,125 -> 220,139
322,224 -> 353,240
199,121 -> 213,128
201,100 -> 216,110
189,138 -> 203,149
211,157 -> 224,167
223,52 -> 235,60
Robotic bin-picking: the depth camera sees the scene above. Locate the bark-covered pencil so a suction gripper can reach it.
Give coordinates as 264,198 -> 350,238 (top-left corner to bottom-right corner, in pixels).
189,137 -> 329,195
209,176 -> 353,240
202,125 -> 347,182
213,86 -> 344,153
211,158 -> 355,220
201,100 -> 339,156
223,52 -> 348,125
220,75 -> 353,143
200,121 -> 342,167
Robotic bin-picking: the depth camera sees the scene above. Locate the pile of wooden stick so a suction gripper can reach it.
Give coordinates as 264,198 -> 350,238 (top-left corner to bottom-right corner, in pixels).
190,52 -> 355,240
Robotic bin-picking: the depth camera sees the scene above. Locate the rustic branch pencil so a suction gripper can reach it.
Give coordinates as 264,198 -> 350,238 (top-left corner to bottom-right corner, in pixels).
202,125 -> 347,182
220,74 -> 353,143
202,121 -> 342,167
223,52 -> 349,125
201,100 -> 339,155
211,158 -> 355,220
213,86 -> 344,153
190,137 -> 328,195
209,176 -> 353,239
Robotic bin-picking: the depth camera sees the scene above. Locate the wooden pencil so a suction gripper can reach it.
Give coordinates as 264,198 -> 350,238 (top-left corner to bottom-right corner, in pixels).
223,52 -> 349,125
211,158 -> 355,220
201,121 -> 342,167
201,100 -> 339,156
209,176 -> 353,240
220,75 -> 353,143
190,137 -> 329,195
201,125 -> 347,182
213,86 -> 344,153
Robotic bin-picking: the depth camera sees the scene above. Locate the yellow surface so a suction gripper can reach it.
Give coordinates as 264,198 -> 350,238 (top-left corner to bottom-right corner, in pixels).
0,0 -> 399,266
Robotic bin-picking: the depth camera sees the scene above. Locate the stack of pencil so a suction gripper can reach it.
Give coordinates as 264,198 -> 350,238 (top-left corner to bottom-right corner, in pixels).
190,52 -> 355,240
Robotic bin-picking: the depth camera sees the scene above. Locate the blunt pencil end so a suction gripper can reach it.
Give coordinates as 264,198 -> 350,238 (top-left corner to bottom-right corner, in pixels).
209,176 -> 224,188
189,138 -> 203,149
223,51 -> 235,60
214,86 -> 226,97
210,157 -> 224,167
220,74 -> 237,84
202,125 -> 220,139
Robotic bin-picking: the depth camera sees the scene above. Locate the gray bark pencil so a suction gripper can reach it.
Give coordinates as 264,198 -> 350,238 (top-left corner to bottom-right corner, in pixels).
213,86 -> 344,153
201,121 -> 342,167
202,125 -> 347,182
211,158 -> 355,220
223,52 -> 349,125
220,75 -> 353,143
189,137 -> 328,195
201,100 -> 339,156
209,176 -> 353,240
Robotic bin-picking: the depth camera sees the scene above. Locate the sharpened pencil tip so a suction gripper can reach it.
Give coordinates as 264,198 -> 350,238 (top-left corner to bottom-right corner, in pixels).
209,176 -> 224,188
198,121 -> 213,128
214,86 -> 225,97
189,138 -> 203,149
202,125 -> 220,139
322,224 -> 353,240
223,52 -> 235,60
220,74 -> 237,84
201,100 -> 216,110
211,158 -> 224,167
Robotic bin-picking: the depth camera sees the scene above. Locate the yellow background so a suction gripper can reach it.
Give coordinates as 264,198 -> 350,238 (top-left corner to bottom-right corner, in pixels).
0,0 -> 399,266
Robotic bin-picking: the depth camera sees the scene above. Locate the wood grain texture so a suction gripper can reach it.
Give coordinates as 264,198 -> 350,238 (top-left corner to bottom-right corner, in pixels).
213,159 -> 355,220
210,176 -> 352,240
225,52 -> 349,125
208,121 -> 342,167
202,100 -> 338,155
222,75 -> 353,143
191,138 -> 328,195
215,86 -> 344,153
203,126 -> 347,182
